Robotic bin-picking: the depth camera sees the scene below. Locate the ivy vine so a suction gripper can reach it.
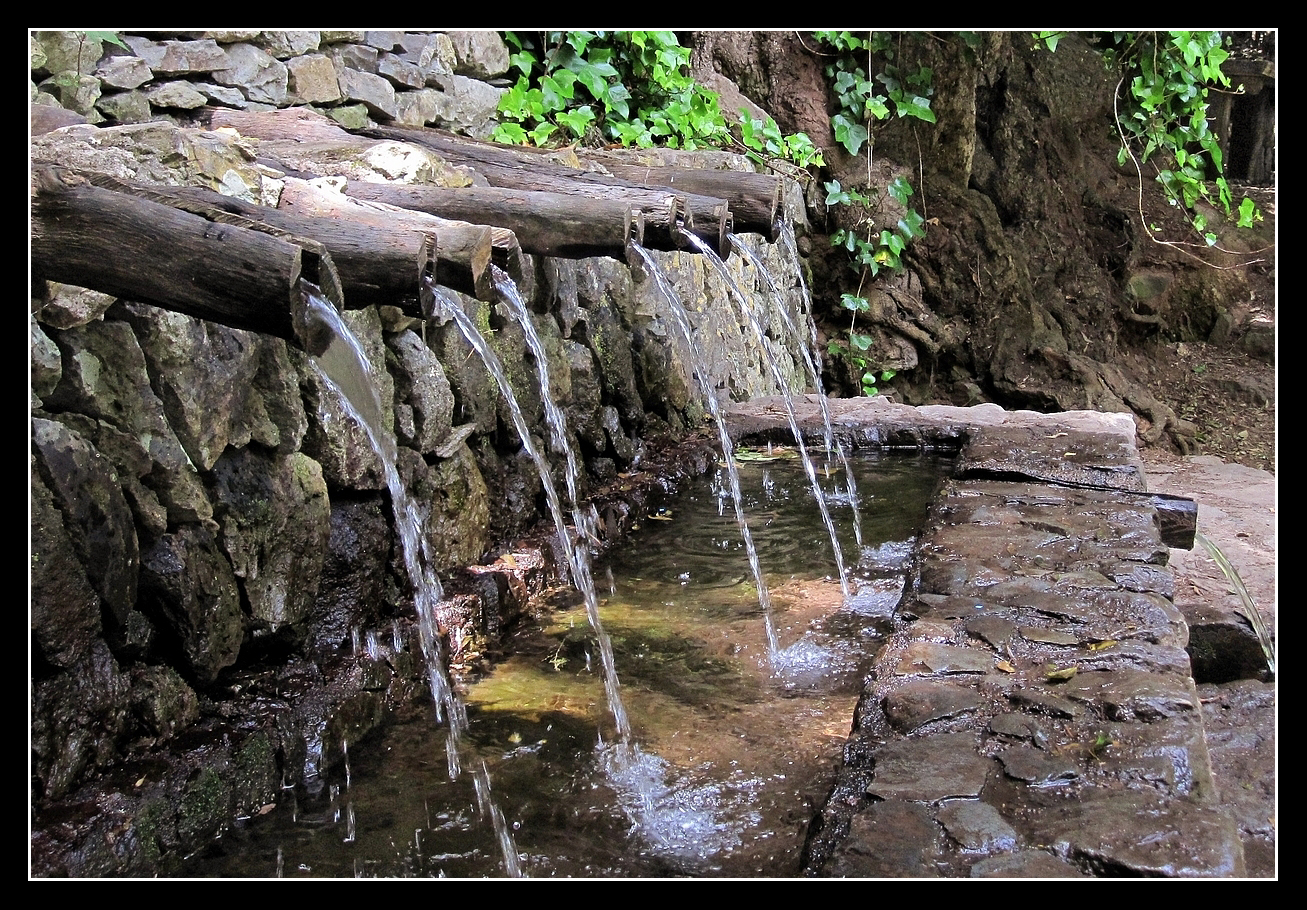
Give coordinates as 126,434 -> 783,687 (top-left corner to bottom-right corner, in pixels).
492,31 -> 821,173
813,30 -> 935,395
1088,31 -> 1263,249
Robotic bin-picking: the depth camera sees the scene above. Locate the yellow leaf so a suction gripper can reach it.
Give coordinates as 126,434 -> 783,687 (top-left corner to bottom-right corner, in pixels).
1046,664 -> 1077,682
501,553 -> 518,568
995,659 -> 1016,673
1087,639 -> 1118,652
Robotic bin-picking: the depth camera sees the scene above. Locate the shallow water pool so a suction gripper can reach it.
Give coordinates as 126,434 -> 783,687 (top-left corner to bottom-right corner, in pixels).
182,451 -> 952,878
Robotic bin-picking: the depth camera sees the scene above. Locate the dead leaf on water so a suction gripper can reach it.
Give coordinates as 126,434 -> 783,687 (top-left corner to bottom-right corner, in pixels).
995,659 -> 1016,673
1086,639 -> 1117,652
1045,664 -> 1077,682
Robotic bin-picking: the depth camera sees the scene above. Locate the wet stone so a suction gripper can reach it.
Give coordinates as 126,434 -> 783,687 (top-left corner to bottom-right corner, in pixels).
988,712 -> 1046,742
915,593 -> 1009,621
1008,686 -> 1082,718
826,800 -> 942,878
997,745 -> 1080,785
964,615 -> 1016,649
1060,668 -> 1198,721
970,849 -> 1087,878
1019,626 -> 1079,646
1034,794 -> 1245,877
882,680 -> 985,733
937,799 -> 1018,852
896,641 -> 993,675
867,733 -> 993,802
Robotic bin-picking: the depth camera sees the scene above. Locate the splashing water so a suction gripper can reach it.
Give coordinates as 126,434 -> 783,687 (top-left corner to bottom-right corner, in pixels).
675,230 -> 851,602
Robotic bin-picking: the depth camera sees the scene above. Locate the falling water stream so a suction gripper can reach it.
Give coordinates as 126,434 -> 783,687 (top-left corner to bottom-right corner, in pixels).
729,232 -> 865,551
422,273 -> 631,744
628,244 -> 781,657
299,283 -> 520,877
676,230 -> 851,603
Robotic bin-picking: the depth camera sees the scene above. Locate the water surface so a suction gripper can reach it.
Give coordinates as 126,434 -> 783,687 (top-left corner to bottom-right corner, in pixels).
183,451 -> 951,878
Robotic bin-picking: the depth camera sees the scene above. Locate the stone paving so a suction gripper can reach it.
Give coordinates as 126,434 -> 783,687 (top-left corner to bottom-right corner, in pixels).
726,398 -> 1248,877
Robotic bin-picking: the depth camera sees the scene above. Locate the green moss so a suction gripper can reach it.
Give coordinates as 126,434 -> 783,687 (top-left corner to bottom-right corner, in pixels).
178,766 -> 230,843
232,732 -> 279,814
133,797 -> 172,865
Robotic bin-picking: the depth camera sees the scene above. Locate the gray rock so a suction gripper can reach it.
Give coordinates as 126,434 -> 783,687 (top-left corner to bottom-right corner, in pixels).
44,318 -> 214,525
378,53 -> 425,90
137,523 -> 244,684
868,733 -> 994,801
38,72 -> 102,118
385,329 -> 454,454
144,80 -> 208,110
31,417 -> 139,631
210,448 -> 330,633
95,54 -> 153,89
256,31 -> 321,59
96,89 -> 154,123
938,799 -> 1019,851
34,30 -> 109,77
286,54 -> 341,104
213,43 -> 288,104
444,30 -> 509,79
882,679 -> 984,732
827,801 -> 942,877
336,66 -> 397,119
425,72 -> 505,138
122,36 -> 229,75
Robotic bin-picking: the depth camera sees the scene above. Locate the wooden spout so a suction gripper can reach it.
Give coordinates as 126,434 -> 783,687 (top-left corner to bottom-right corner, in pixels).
31,164 -> 319,344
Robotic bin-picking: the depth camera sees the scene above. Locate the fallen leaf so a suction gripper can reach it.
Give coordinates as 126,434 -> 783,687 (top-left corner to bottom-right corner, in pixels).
995,659 -> 1016,673
1087,639 -> 1118,652
1046,664 -> 1077,682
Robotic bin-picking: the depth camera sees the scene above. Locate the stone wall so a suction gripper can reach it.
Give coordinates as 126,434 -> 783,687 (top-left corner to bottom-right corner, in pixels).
31,30 -> 513,138
30,29 -> 813,873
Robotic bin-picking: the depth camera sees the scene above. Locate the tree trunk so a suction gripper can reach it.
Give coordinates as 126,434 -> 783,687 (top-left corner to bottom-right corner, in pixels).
275,177 -> 511,300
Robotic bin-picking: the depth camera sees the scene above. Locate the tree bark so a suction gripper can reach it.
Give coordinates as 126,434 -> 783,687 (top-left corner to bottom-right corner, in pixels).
575,152 -> 781,240
134,181 -> 453,313
275,177 -> 511,300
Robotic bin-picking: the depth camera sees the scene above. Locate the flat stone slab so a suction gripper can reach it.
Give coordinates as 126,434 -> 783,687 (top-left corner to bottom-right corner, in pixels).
955,424 -> 1147,491
826,800 -> 943,878
883,679 -> 985,733
866,733 -> 993,801
937,799 -> 1019,851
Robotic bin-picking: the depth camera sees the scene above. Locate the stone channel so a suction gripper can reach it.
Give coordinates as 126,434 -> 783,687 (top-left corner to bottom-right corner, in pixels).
726,397 -> 1251,877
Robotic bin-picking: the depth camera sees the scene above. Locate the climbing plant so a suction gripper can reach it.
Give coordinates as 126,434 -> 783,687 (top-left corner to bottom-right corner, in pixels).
493,31 -> 821,174
1080,31 -> 1263,249
813,30 -> 935,395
